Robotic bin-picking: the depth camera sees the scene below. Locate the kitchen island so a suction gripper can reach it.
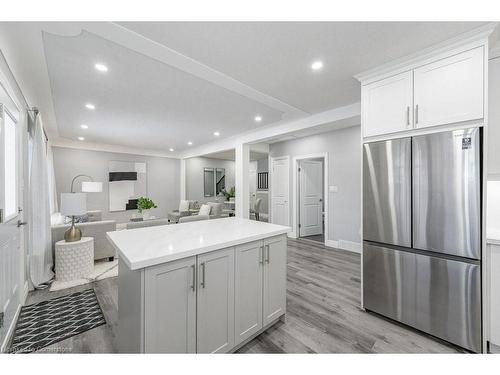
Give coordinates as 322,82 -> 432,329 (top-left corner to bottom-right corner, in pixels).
107,217 -> 290,353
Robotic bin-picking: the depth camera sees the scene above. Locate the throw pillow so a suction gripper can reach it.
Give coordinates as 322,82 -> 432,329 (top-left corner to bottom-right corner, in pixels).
179,200 -> 189,212
198,204 -> 211,216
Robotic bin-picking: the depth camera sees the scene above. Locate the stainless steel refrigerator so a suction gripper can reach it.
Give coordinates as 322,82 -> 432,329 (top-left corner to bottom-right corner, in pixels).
363,127 -> 482,352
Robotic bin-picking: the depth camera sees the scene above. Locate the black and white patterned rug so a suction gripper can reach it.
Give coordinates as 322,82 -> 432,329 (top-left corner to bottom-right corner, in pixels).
9,289 -> 106,353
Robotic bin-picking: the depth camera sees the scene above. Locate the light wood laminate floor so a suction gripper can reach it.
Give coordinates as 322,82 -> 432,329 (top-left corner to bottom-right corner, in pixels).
22,238 -> 462,353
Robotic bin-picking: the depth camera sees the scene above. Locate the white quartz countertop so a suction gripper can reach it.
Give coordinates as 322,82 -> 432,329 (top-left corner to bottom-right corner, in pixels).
107,217 -> 291,270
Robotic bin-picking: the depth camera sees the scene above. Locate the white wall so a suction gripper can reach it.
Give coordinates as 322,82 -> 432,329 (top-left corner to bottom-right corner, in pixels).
269,126 -> 361,246
52,147 -> 180,223
185,156 -> 235,203
487,55 -> 500,238
489,56 -> 500,176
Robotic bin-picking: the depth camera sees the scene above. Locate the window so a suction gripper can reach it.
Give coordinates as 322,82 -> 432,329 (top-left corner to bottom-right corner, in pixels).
1,105 -> 18,222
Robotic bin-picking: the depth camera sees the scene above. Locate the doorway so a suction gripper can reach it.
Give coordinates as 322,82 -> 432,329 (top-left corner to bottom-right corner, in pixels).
292,153 -> 328,245
270,156 -> 289,226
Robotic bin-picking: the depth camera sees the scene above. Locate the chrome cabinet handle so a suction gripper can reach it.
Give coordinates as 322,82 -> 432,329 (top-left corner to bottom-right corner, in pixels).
200,262 -> 206,288
190,264 -> 196,291
259,246 -> 264,264
17,220 -> 28,227
406,106 -> 410,127
265,245 -> 270,264
415,104 -> 419,125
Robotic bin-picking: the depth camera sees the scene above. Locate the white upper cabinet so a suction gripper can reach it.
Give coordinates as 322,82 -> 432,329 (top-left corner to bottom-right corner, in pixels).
362,71 -> 413,137
414,46 -> 484,129
359,40 -> 487,139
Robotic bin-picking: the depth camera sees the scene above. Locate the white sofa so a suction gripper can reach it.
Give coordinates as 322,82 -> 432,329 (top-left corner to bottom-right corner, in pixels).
51,214 -> 117,261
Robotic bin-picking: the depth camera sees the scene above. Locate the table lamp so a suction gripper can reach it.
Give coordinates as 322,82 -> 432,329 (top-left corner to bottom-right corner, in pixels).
60,193 -> 87,242
81,181 -> 103,193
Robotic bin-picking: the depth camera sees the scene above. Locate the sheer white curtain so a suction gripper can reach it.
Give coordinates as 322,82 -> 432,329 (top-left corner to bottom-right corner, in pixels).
28,115 -> 54,287
47,143 -> 58,213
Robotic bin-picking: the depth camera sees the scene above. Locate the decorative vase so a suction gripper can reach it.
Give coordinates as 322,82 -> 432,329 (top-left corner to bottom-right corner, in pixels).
142,209 -> 151,221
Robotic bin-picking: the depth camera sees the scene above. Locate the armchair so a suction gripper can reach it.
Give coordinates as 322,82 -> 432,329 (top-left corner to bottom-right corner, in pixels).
168,200 -> 199,223
207,202 -> 223,219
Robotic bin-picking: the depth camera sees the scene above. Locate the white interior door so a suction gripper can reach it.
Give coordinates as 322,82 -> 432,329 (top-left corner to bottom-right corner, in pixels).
270,157 -> 289,226
299,160 -> 323,237
0,102 -> 22,348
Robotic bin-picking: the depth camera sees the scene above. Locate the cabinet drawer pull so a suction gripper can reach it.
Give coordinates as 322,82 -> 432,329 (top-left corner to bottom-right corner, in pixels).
190,264 -> 196,291
200,262 -> 206,288
259,246 -> 264,264
266,245 -> 270,264
406,106 -> 410,127
415,104 -> 419,125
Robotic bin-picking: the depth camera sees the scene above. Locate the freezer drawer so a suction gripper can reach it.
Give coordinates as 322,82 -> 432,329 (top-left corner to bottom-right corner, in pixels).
363,138 -> 412,247
363,243 -> 481,352
413,128 -> 481,259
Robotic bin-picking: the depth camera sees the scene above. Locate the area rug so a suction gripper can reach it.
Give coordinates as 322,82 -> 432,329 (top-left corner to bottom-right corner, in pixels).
9,289 -> 106,353
49,259 -> 118,292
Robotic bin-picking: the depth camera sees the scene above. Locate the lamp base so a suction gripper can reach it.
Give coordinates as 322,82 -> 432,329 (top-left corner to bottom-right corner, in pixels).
64,223 -> 82,242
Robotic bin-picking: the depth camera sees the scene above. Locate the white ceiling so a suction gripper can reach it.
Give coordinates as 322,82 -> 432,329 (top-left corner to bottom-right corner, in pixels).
119,22 -> 486,114
0,21 -> 489,154
42,30 -> 283,152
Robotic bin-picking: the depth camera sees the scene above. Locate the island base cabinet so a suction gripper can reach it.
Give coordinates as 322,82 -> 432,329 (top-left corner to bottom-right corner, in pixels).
234,241 -> 264,345
196,248 -> 235,353
117,234 -> 287,353
263,236 -> 287,325
144,256 -> 197,353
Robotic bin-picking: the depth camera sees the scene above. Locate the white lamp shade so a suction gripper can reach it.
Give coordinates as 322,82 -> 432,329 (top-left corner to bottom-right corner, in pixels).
81,181 -> 103,193
60,193 -> 87,216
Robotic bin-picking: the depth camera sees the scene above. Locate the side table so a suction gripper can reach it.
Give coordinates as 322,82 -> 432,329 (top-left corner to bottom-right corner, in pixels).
55,237 -> 94,282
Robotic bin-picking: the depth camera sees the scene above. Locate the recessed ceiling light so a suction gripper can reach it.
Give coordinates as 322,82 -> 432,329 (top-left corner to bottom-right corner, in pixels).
169,148 -> 174,152
78,136 -> 85,141
254,116 -> 262,122
213,131 -> 220,137
311,61 -> 324,71
187,141 -> 193,146
80,124 -> 88,129
94,63 -> 108,72
85,103 -> 95,110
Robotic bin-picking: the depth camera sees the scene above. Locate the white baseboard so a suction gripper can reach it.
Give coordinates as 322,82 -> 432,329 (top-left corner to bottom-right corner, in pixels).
325,239 -> 361,254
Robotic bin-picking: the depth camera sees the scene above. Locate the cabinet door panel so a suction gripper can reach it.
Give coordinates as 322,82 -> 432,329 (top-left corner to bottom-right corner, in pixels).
263,236 -> 287,326
197,247 -> 235,353
363,71 -> 413,137
235,240 -> 264,345
414,47 -> 484,128
144,257 -> 196,353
